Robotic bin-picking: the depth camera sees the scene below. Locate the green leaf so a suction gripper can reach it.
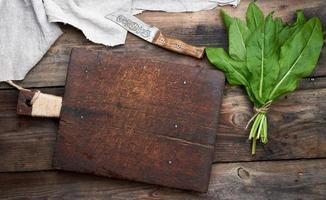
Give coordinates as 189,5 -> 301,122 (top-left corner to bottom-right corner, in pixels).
293,10 -> 306,25
206,48 -> 248,86
222,9 -> 251,61
246,13 -> 280,105
229,19 -> 251,61
221,10 -> 234,30
269,18 -> 324,100
206,2 -> 324,154
277,10 -> 307,46
274,17 -> 284,34
206,48 -> 257,103
246,2 -> 264,32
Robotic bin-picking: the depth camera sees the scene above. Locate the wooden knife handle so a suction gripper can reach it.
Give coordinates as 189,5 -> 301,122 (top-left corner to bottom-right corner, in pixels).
17,90 -> 62,118
153,31 -> 205,59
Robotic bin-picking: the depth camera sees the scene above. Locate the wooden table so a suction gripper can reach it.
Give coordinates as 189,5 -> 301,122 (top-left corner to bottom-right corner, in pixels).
1,0 -> 325,199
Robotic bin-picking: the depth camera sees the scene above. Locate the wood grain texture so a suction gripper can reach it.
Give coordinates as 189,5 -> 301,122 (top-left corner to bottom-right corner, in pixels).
0,89 -> 63,172
16,90 -> 37,116
1,79 -> 325,172
0,159 -> 325,199
298,76 -> 326,90
216,86 -> 326,161
53,49 -> 225,192
0,0 -> 325,198
153,31 -> 205,59
0,0 -> 325,89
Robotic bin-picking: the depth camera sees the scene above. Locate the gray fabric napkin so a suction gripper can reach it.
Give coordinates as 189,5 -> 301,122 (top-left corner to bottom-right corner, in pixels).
43,0 -> 131,47
1,0 -> 240,81
133,0 -> 218,12
43,0 -> 240,47
0,0 -> 62,82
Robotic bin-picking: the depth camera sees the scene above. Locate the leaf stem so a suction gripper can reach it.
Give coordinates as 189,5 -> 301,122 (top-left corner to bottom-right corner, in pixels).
250,113 -> 267,155
252,137 -> 257,155
256,114 -> 265,139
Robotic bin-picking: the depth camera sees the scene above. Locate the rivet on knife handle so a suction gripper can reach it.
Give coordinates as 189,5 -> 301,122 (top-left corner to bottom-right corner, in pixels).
153,31 -> 205,59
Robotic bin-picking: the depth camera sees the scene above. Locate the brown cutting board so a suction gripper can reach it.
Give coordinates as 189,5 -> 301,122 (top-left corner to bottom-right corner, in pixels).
53,48 -> 225,192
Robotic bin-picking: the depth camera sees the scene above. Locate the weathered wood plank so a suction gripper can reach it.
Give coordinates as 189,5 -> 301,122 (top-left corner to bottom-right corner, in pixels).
52,49 -> 224,192
0,159 -> 325,199
0,0 -> 325,89
1,80 -> 325,172
298,76 -> 326,90
0,89 -> 63,172
216,86 -> 326,161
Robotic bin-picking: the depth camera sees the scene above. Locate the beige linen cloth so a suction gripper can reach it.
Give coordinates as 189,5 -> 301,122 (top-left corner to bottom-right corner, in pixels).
0,0 -> 62,82
0,0 -> 239,81
43,0 -> 241,46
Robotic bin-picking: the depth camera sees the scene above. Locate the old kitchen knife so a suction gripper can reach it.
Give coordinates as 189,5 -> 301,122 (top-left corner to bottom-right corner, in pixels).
105,12 -> 205,59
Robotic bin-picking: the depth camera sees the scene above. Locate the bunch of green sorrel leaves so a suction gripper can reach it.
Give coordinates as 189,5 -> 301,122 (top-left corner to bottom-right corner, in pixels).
206,2 -> 324,154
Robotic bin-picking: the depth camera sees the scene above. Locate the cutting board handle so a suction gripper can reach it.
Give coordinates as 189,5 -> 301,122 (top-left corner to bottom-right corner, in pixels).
17,90 -> 62,118
153,31 -> 205,59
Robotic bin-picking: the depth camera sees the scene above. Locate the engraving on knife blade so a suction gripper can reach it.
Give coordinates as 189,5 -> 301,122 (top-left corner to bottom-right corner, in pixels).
116,15 -> 151,39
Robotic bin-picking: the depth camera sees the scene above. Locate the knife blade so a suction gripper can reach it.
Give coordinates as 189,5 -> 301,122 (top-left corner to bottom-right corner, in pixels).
105,12 -> 205,59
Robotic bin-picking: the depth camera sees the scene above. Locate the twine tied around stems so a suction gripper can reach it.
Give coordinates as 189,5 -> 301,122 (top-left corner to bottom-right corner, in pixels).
245,100 -> 273,130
